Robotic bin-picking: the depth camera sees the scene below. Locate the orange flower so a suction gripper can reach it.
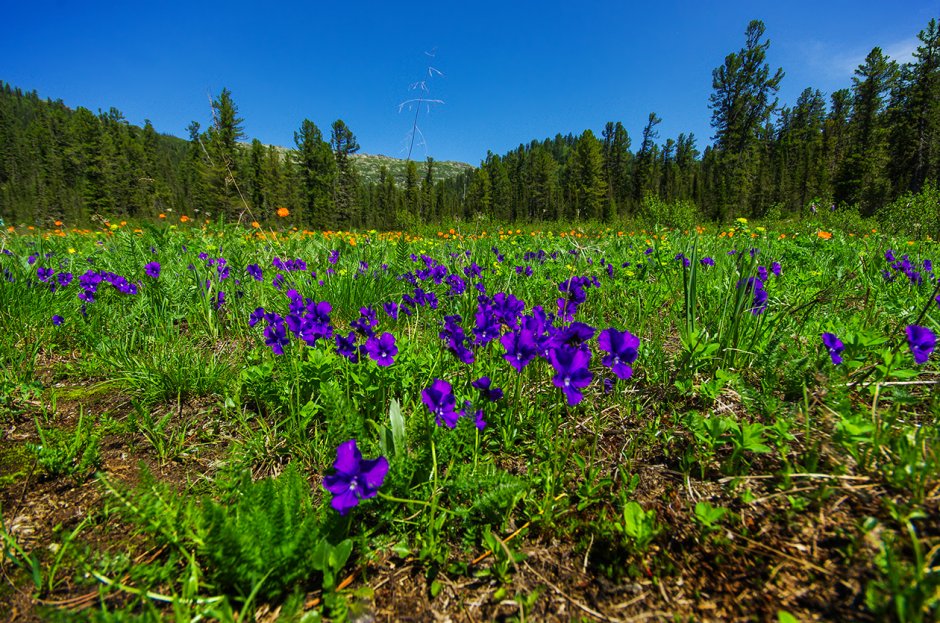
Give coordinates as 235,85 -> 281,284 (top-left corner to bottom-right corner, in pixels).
54,220 -> 63,227
251,221 -> 261,229
180,215 -> 190,223
449,228 -> 456,235
817,230 -> 832,240
158,213 -> 166,219
277,207 -> 290,218
6,226 -> 14,232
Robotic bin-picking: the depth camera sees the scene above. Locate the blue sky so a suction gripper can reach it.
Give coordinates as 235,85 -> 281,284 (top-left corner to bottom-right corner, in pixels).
2,1 -> 936,164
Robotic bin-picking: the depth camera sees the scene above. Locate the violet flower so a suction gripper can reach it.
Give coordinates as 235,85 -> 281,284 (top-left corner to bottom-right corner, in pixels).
322,439 -> 389,516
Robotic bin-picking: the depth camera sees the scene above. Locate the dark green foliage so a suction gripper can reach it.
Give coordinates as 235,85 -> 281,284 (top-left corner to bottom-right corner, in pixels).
197,464 -> 325,601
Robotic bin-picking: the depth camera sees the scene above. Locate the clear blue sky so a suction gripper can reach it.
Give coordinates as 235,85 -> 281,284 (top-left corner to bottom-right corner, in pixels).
2,1 -> 936,165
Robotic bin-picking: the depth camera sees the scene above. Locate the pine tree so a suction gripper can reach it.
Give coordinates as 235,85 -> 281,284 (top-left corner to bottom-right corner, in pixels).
204,88 -> 246,220
634,113 -> 662,203
569,129 -> 608,221
330,119 -> 360,229
602,121 -> 632,215
294,119 -> 336,228
708,20 -> 784,217
836,47 -> 898,212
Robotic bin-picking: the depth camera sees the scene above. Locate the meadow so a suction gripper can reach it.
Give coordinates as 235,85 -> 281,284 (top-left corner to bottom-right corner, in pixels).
0,215 -> 938,622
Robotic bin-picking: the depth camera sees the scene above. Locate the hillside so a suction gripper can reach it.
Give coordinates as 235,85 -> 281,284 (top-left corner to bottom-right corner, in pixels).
350,153 -> 473,185
257,143 -> 474,184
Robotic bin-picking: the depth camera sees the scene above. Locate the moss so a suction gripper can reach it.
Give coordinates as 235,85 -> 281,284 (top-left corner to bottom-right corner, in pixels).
0,442 -> 32,487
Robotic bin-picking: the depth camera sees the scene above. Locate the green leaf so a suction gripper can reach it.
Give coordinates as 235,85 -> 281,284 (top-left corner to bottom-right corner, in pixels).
389,397 -> 406,457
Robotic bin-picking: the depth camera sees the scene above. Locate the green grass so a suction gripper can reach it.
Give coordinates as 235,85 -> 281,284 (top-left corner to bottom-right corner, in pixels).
0,218 -> 937,622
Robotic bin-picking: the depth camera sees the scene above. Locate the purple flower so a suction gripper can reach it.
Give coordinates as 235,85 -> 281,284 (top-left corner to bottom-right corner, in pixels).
549,347 -> 593,406
246,263 -> 263,281
363,332 -> 397,366
144,262 -> 161,279
335,331 -> 359,363
550,322 -> 596,351
37,267 -> 54,282
383,301 -> 399,320
501,329 -> 538,372
700,257 -> 715,267
906,325 -> 936,365
52,315 -> 64,326
328,249 -> 340,265
57,272 -> 73,287
249,306 -> 266,327
821,333 -> 845,365
750,287 -> 769,315
322,439 -> 389,516
471,376 -> 503,402
422,379 -> 462,428
771,262 -> 782,277
263,317 -> 290,355
598,328 -> 640,380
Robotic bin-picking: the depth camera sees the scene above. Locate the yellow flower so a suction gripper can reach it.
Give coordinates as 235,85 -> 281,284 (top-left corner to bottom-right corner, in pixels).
68,248 -> 76,254
736,217 -> 748,224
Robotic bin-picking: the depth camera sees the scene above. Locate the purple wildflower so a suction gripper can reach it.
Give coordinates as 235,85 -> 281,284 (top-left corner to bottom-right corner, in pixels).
363,332 -> 397,366
598,328 -> 640,380
322,440 -> 389,516
143,262 -> 160,279
906,325 -> 936,365
421,379 -> 462,428
52,315 -> 64,326
821,333 -> 845,365
549,347 -> 593,406
501,329 -> 538,372
335,331 -> 360,363
471,376 -> 504,402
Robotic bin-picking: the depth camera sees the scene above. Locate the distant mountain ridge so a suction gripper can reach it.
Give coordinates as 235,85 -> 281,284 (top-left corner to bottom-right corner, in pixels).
253,142 -> 473,184
350,153 -> 473,184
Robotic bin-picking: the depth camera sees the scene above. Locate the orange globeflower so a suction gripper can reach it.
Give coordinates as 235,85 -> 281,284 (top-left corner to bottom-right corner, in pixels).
180,215 -> 190,223
251,221 -> 261,229
158,213 -> 166,219
277,207 -> 290,218
54,220 -> 63,227
817,230 -> 832,240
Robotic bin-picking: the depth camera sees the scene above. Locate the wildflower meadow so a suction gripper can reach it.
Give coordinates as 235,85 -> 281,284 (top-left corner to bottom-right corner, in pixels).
1,217 -> 938,622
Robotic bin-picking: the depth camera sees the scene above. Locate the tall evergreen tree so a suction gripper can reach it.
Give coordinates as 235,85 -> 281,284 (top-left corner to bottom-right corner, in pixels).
330,119 -> 360,229
205,88 -> 246,220
836,48 -> 898,212
708,20 -> 784,217
568,129 -> 608,221
294,119 -> 336,227
602,121 -> 632,214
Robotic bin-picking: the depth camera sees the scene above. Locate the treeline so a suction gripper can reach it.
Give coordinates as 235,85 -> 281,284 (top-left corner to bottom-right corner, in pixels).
456,18 -> 940,223
1,17 -> 938,228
